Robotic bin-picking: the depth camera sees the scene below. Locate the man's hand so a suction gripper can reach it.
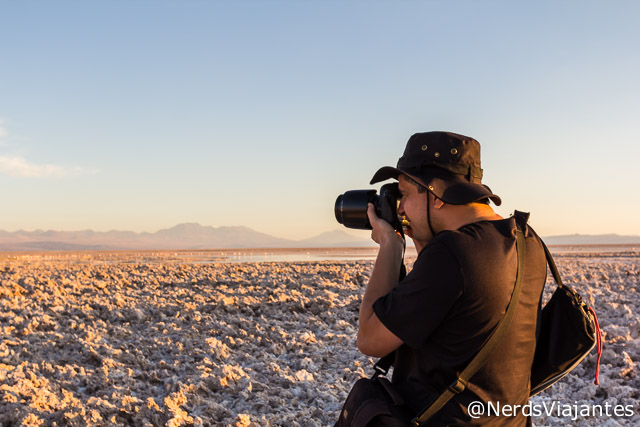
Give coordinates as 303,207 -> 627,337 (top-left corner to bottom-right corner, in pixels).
367,203 -> 404,249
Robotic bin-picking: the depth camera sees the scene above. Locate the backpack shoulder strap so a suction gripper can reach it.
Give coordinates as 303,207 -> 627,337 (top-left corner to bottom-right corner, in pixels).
540,239 -> 563,288
411,222 -> 527,425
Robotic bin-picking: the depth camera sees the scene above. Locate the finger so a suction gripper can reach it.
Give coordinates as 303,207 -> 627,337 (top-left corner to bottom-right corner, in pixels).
366,203 -> 378,223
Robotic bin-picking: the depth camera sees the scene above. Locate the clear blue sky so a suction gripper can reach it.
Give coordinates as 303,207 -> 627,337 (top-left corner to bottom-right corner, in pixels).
1,1 -> 639,240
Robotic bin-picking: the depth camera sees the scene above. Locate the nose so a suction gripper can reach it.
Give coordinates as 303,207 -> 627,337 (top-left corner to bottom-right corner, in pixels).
398,198 -> 405,217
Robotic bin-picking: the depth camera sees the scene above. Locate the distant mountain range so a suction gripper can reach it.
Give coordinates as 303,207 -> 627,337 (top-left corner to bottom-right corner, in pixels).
542,233 -> 640,246
0,224 -> 638,251
0,224 -> 376,251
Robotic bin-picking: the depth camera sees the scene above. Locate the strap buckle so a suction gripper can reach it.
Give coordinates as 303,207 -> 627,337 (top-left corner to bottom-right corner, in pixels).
372,363 -> 388,378
448,378 -> 467,394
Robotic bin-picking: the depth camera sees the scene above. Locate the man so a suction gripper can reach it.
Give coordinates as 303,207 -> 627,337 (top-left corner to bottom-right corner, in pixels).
357,131 -> 547,425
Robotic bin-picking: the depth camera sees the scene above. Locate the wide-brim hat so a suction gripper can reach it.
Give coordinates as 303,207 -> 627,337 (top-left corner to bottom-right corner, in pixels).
370,131 -> 502,206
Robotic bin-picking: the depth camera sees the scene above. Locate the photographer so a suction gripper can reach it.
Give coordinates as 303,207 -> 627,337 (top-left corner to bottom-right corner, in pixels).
352,132 -> 547,426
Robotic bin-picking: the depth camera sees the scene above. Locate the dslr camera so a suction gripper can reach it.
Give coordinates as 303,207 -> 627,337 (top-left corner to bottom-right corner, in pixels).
334,183 -> 402,231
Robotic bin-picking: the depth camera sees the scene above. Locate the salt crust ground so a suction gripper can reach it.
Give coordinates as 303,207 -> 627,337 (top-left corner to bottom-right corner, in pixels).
0,251 -> 638,426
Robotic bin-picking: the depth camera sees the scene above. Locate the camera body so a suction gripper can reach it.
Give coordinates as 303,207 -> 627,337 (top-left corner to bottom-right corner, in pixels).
334,183 -> 401,231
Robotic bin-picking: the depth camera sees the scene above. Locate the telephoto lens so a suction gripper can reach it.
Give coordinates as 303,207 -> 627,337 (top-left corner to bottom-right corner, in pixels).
334,183 -> 401,230
334,189 -> 377,230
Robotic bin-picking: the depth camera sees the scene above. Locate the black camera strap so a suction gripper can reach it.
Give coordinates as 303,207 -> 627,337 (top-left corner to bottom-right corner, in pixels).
398,229 -> 407,283
373,224 -> 407,377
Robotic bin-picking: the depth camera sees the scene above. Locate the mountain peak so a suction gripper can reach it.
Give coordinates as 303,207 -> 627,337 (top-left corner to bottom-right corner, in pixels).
164,222 -> 206,231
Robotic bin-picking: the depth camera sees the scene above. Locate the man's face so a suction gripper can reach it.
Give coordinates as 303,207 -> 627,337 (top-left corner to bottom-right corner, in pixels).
397,175 -> 434,245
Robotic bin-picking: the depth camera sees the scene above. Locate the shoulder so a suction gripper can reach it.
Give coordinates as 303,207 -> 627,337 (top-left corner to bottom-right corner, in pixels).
427,219 -> 521,275
437,218 -> 516,249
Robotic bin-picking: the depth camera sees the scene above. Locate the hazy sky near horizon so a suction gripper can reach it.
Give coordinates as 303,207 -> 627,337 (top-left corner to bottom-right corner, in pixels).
1,1 -> 639,240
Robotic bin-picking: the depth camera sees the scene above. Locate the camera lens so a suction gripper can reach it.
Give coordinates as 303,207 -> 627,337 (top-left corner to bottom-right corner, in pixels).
334,190 -> 377,230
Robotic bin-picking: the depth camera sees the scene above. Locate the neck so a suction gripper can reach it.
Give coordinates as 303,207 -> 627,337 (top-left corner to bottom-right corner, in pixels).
439,203 -> 503,232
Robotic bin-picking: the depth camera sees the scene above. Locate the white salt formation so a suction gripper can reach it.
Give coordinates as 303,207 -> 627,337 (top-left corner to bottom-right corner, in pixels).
0,250 -> 637,426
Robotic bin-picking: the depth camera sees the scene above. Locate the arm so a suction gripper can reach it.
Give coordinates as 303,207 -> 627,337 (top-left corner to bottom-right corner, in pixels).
357,204 -> 405,357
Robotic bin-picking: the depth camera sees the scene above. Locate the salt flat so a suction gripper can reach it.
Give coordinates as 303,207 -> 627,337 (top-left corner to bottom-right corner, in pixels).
0,249 -> 638,426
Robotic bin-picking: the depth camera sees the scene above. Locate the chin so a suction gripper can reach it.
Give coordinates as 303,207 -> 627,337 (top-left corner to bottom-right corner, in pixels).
404,227 -> 413,238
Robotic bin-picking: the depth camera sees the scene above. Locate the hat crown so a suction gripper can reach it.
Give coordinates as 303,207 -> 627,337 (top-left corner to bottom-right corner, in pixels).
397,131 -> 483,183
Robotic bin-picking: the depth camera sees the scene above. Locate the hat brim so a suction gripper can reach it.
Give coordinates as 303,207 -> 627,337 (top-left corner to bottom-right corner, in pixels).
370,166 -> 502,206
370,166 -> 402,184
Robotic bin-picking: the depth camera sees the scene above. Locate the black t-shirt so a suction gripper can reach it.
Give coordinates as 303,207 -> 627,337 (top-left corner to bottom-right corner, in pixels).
373,216 -> 547,426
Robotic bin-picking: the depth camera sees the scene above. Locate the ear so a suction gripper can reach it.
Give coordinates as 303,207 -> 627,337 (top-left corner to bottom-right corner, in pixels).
433,196 -> 445,209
